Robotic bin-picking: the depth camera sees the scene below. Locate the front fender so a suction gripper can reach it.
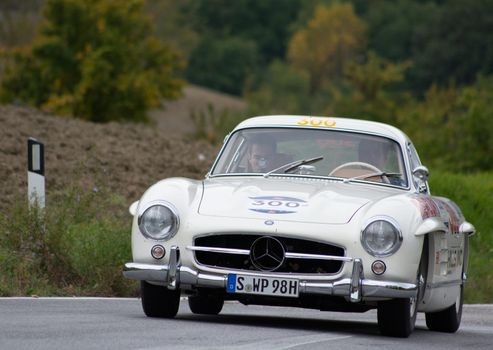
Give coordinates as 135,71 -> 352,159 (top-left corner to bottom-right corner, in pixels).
130,177 -> 203,263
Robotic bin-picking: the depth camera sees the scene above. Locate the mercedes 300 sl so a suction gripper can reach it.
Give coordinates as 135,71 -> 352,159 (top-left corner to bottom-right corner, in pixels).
123,115 -> 475,337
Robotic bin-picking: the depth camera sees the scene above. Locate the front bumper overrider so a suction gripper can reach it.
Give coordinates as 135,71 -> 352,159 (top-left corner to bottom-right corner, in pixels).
123,246 -> 417,302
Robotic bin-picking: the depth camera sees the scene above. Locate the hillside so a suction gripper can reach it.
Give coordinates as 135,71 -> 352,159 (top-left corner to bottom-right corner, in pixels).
0,106 -> 214,211
149,85 -> 247,135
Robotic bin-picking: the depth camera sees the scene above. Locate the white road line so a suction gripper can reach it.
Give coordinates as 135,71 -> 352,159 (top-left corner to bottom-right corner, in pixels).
0,297 -> 139,300
136,334 -> 352,350
234,334 -> 353,350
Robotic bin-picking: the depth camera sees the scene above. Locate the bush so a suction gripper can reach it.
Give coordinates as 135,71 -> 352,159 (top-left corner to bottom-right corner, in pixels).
401,76 -> 493,172
0,0 -> 184,122
0,185 -> 137,297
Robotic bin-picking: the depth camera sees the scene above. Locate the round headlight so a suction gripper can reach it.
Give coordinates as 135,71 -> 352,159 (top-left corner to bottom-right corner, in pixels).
361,217 -> 402,257
138,203 -> 179,241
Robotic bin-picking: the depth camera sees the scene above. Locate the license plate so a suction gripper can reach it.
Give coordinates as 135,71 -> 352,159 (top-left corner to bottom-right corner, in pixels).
226,274 -> 299,297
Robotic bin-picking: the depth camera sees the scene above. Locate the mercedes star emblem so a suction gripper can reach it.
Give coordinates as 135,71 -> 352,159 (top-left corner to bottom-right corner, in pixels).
250,236 -> 285,271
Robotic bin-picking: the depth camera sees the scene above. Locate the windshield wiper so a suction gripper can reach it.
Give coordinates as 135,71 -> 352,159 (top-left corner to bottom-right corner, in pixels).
264,156 -> 324,178
343,172 -> 402,183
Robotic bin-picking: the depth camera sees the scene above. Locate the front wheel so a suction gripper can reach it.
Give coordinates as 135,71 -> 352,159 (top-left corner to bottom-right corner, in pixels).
377,244 -> 427,337
377,297 -> 417,337
425,284 -> 463,333
140,281 -> 180,318
188,292 -> 224,315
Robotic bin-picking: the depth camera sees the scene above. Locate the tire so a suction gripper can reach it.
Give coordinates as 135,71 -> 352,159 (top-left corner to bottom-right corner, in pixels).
377,297 -> 417,338
425,284 -> 463,333
188,292 -> 224,315
377,242 -> 427,338
140,281 -> 180,318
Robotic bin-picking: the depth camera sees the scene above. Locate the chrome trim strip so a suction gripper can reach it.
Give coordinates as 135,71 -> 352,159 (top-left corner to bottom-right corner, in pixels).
350,258 -> 363,302
167,246 -> 179,290
285,252 -> 352,262
186,246 -> 250,255
123,256 -> 417,300
123,262 -> 169,281
187,245 -> 350,262
427,279 -> 463,289
362,280 -> 416,298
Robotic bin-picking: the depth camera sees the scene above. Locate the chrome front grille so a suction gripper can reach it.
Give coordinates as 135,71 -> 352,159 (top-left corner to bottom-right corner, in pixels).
190,234 -> 347,274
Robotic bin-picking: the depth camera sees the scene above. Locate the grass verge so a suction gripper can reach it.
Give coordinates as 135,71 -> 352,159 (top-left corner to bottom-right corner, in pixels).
0,185 -> 138,297
429,171 -> 493,303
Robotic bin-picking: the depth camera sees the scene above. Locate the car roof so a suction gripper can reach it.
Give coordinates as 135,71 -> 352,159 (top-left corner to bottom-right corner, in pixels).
233,115 -> 411,145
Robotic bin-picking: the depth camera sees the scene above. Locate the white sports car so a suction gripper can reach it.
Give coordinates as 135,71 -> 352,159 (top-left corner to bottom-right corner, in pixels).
123,115 -> 475,337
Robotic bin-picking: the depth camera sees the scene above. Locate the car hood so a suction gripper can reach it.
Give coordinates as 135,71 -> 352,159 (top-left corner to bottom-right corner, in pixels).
198,177 -> 399,224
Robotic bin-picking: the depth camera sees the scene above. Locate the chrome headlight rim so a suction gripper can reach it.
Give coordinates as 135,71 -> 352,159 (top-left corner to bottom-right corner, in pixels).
360,216 -> 403,257
137,200 -> 180,241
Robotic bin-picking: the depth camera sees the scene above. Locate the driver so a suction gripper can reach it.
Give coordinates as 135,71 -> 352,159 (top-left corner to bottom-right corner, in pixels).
247,136 -> 277,173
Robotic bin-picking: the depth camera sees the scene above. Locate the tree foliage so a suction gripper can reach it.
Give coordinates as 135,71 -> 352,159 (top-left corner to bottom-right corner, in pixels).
246,60 -> 311,115
144,0 -> 199,57
329,52 -> 412,123
184,0 -> 301,96
365,0 -> 438,62
0,0 -> 184,122
401,77 -> 493,172
287,3 -> 366,93
410,0 -> 493,91
188,0 -> 301,65
186,35 -> 258,96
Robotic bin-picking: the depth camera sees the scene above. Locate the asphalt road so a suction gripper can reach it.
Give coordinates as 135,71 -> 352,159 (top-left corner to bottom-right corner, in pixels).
0,298 -> 491,350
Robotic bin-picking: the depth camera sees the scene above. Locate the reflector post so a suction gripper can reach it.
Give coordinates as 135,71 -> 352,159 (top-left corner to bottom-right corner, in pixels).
27,138 -> 45,209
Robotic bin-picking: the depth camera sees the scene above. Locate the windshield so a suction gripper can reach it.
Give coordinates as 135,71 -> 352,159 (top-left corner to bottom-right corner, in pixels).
211,127 -> 408,187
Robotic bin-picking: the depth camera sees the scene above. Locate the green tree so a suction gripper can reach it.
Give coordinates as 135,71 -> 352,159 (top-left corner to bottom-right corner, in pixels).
144,0 -> 199,58
365,0 -> 438,62
328,52 -> 412,124
183,0 -> 301,95
0,0 -> 184,122
186,35 -> 258,96
246,60 -> 311,115
410,0 -> 493,92
287,3 -> 366,93
401,77 -> 493,172
189,0 -> 301,65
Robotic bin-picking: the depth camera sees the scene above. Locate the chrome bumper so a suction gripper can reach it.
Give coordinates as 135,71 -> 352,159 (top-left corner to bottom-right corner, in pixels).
123,246 -> 417,302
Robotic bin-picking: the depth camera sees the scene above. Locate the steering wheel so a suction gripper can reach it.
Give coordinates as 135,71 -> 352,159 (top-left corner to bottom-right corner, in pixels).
329,162 -> 389,183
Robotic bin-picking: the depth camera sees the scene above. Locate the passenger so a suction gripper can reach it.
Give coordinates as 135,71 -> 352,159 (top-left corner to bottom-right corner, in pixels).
358,139 -> 405,185
358,140 -> 390,170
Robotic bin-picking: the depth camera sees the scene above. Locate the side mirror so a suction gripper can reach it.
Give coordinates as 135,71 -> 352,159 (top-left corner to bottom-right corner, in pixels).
412,165 -> 429,182
412,166 -> 429,193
